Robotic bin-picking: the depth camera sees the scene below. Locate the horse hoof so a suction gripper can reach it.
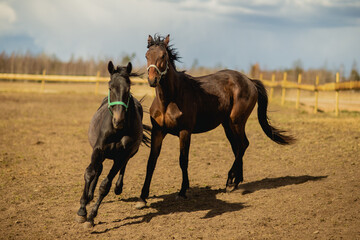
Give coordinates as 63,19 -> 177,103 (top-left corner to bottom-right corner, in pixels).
114,187 -> 122,195
75,215 -> 87,223
226,185 -> 237,193
83,220 -> 94,229
135,200 -> 147,209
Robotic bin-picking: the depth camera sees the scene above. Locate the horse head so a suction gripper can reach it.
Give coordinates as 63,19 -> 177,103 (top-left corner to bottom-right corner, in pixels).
107,61 -> 132,129
145,34 -> 171,87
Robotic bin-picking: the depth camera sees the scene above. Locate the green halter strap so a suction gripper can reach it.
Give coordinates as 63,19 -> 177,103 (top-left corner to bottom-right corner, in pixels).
107,90 -> 131,116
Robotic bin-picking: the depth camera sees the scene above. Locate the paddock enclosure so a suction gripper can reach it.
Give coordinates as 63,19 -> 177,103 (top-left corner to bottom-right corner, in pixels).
0,83 -> 359,239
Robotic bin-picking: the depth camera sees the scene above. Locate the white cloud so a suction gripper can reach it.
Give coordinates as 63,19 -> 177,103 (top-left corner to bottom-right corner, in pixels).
0,0 -> 359,74
0,2 -> 16,31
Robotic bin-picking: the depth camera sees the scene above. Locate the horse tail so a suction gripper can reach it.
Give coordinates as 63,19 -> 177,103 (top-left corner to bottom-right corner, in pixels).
252,79 -> 295,145
142,124 -> 152,147
136,94 -> 151,147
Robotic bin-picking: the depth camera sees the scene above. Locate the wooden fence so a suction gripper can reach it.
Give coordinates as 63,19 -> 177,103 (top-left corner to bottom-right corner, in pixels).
0,71 -> 146,95
0,72 -> 359,116
259,72 -> 360,116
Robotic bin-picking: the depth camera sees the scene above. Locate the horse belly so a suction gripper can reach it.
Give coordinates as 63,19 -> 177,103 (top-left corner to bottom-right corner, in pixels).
192,114 -> 223,133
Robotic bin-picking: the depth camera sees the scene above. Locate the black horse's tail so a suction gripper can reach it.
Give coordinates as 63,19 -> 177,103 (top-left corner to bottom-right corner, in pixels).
142,124 -> 152,147
138,95 -> 151,147
252,79 -> 295,145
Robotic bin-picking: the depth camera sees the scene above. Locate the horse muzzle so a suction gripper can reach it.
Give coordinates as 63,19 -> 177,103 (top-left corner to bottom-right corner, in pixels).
148,77 -> 159,87
112,110 -> 125,129
112,118 -> 125,129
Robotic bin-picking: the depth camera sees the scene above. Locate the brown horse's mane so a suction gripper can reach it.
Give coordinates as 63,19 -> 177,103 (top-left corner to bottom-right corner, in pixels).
147,34 -> 181,71
147,34 -> 206,93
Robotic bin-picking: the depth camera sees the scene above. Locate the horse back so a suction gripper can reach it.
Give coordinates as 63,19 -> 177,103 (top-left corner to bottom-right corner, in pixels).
187,70 -> 257,132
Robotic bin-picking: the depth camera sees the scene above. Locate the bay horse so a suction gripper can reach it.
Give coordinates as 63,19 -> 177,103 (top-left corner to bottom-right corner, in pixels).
135,34 -> 294,209
76,61 -> 150,227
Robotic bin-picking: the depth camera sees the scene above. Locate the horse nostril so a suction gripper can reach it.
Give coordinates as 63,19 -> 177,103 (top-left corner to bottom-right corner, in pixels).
113,119 -> 124,129
148,77 -> 158,87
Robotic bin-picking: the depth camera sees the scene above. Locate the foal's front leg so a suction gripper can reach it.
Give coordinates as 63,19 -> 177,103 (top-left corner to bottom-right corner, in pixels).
77,148 -> 104,222
85,136 -> 135,227
178,130 -> 191,198
88,164 -> 103,201
112,136 -> 135,195
85,158 -> 125,228
114,165 -> 126,195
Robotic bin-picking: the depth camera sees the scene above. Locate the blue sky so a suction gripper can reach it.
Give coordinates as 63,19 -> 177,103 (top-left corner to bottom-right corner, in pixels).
1,0 -> 359,75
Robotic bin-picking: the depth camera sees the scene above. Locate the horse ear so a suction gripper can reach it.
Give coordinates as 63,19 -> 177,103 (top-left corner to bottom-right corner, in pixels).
108,61 -> 115,74
164,34 -> 170,47
147,35 -> 154,48
126,62 -> 132,74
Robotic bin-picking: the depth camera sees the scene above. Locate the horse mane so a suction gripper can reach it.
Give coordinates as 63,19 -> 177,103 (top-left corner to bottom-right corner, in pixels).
147,34 -> 181,71
148,34 -> 203,92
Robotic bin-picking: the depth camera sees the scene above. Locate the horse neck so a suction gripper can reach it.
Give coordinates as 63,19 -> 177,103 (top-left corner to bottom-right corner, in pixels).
156,64 -> 183,105
125,96 -> 135,129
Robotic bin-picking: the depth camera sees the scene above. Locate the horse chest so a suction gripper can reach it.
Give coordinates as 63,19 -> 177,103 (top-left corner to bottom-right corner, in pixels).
151,102 -> 183,129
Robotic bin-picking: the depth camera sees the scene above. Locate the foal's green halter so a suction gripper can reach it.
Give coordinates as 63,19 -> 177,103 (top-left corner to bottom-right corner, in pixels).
107,90 -> 131,116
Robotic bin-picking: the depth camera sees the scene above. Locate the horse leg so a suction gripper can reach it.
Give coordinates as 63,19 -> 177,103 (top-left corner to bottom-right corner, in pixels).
178,130 -> 191,198
222,121 -> 239,158
77,148 -> 104,222
88,164 -> 103,201
85,158 -> 125,228
136,128 -> 165,209
114,164 -> 126,195
224,122 -> 249,192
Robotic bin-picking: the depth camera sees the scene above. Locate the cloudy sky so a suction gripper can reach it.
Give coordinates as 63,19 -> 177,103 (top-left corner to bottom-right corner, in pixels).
1,0 -> 359,74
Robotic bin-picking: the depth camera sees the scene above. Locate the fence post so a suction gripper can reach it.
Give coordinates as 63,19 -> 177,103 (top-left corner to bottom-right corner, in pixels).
95,71 -> 100,95
335,72 -> 340,116
41,69 -> 46,92
269,73 -> 275,103
314,75 -> 319,113
281,72 -> 287,105
296,73 -> 302,109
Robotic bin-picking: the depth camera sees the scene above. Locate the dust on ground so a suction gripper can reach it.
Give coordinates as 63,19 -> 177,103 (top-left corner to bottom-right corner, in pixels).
0,89 -> 359,239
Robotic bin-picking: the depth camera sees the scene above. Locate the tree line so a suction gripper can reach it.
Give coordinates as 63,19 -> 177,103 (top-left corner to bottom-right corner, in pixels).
1,51 -> 359,84
0,51 -> 138,77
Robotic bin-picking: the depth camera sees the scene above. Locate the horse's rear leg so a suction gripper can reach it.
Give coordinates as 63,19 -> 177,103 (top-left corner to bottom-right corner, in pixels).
223,122 -> 249,192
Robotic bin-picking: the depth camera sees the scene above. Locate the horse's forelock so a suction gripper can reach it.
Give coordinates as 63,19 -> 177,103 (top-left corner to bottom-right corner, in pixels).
147,34 -> 181,70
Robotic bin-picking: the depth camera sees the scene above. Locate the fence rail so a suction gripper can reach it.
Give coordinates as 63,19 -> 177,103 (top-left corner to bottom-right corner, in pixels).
0,72 -> 146,95
260,72 -> 360,116
261,76 -> 360,91
0,72 -> 146,84
0,72 -> 359,116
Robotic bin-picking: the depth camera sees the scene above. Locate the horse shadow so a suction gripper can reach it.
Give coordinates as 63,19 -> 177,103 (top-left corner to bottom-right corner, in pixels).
238,175 -> 328,195
91,174 -> 327,234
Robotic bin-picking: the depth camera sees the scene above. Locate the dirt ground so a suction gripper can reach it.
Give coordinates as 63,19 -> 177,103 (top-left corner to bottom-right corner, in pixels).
0,85 -> 359,239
